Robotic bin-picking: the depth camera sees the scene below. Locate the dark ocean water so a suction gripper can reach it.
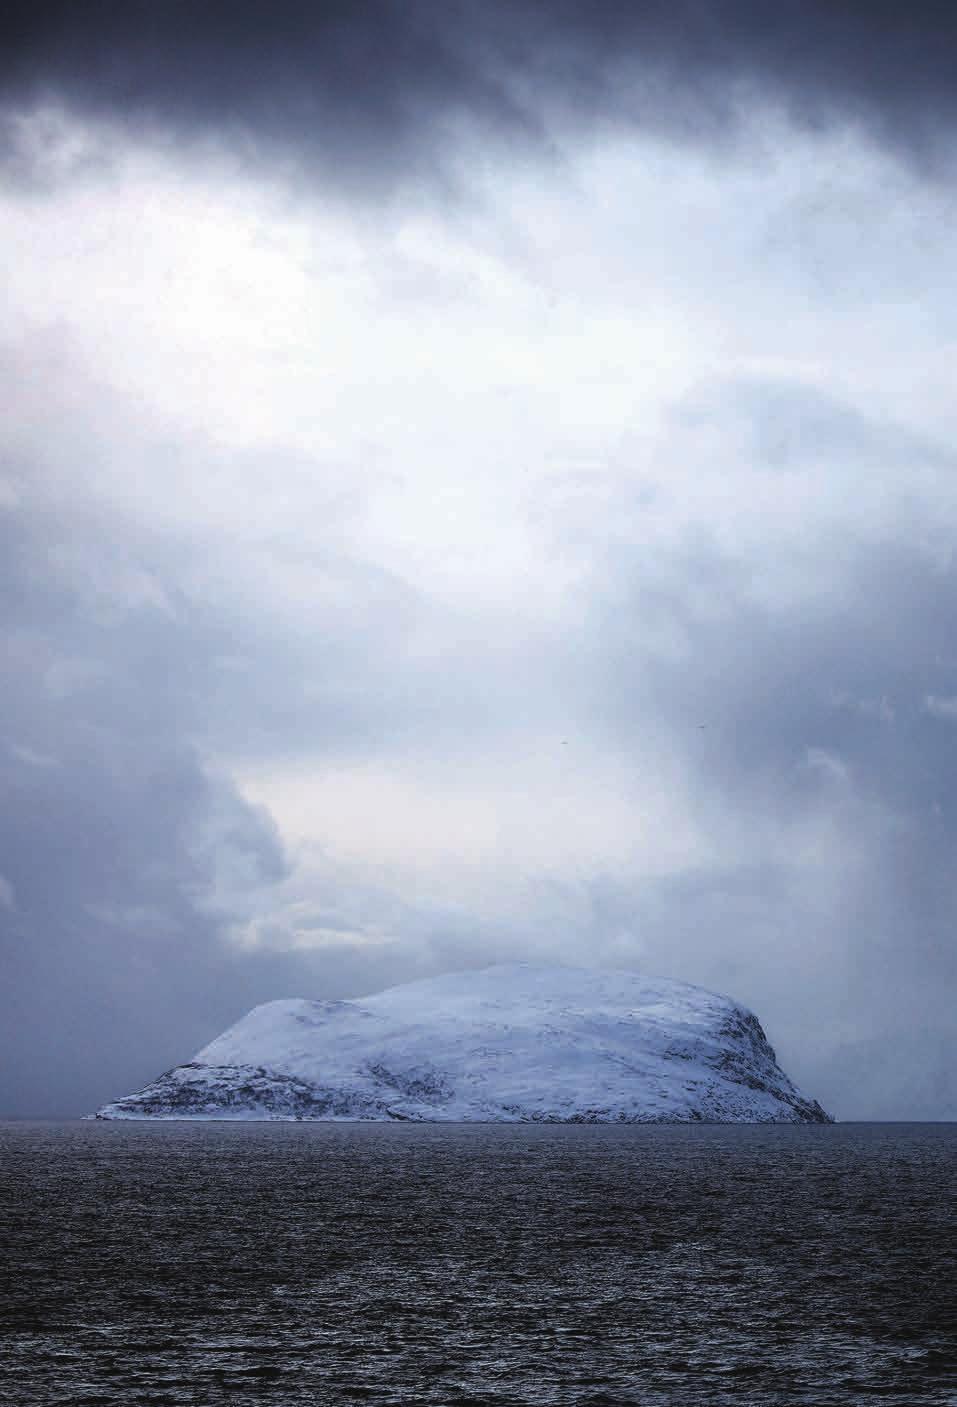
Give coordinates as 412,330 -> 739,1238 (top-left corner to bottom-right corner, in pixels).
0,1122 -> 954,1406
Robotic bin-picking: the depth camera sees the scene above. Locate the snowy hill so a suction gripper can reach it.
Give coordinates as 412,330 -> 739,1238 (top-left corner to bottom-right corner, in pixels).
94,964 -> 832,1123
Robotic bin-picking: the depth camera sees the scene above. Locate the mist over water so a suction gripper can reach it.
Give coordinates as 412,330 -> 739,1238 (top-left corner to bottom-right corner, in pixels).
1,1121 -> 954,1405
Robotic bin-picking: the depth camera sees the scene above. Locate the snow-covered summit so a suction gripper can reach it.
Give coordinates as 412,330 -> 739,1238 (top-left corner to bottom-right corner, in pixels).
94,963 -> 832,1123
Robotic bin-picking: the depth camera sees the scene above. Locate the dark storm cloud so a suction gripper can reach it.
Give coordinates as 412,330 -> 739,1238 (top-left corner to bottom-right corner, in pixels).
3,2 -> 957,185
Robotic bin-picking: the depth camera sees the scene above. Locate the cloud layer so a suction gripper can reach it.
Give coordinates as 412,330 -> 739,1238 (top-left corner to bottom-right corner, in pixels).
2,7 -> 957,1117
5,2 -> 957,188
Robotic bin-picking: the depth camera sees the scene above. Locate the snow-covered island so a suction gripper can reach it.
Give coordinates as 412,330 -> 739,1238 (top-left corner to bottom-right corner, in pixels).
94,964 -> 832,1123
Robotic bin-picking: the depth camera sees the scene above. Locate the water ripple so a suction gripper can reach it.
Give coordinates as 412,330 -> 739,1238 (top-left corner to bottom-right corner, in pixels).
0,1121 -> 954,1405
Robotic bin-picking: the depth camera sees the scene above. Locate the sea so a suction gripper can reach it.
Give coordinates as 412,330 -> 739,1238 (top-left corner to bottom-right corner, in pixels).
0,1121 -> 954,1406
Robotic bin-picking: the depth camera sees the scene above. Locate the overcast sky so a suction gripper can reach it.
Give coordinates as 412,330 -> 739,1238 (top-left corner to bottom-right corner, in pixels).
2,2 -> 956,1119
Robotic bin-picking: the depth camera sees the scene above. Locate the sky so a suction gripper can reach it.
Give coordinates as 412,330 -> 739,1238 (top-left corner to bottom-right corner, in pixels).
2,2 -> 956,1119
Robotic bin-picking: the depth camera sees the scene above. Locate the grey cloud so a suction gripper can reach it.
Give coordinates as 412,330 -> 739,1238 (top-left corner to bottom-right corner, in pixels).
4,110 -> 957,1130
556,384 -> 957,1116
3,2 -> 957,190
0,457 -> 423,1117
675,379 -> 957,477
0,349 -> 565,1116
3,381 -> 957,1116
7,354 -> 957,1119
923,695 -> 957,720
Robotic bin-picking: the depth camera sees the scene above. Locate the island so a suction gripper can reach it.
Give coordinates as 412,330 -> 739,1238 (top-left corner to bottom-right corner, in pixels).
94,963 -> 832,1123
